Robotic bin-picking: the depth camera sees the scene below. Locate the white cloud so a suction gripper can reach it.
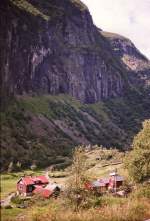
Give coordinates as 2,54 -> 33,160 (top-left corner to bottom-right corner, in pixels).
82,0 -> 150,59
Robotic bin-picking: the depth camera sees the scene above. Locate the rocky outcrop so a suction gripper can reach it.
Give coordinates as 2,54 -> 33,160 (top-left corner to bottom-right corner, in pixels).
1,0 -> 150,170
0,0 -> 128,104
101,31 -> 150,87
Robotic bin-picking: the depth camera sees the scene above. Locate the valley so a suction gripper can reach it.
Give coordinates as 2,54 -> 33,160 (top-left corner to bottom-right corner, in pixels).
0,0 -> 150,220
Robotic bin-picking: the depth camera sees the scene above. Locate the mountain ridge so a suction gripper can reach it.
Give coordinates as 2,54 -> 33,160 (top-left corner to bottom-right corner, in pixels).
1,0 -> 129,104
0,0 -> 150,170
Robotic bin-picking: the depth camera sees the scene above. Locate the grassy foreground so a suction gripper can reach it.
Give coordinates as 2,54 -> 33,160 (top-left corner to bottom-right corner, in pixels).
1,173 -> 150,221
3,192 -> 149,221
1,147 -> 150,221
1,197 -> 150,221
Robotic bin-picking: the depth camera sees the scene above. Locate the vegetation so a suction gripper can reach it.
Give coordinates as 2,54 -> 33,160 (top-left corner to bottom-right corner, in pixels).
1,90 -> 150,171
1,144 -> 150,221
1,196 -> 149,221
65,146 -> 89,211
71,146 -> 87,189
10,0 -> 49,20
124,120 -> 150,182
0,170 -> 43,200
26,197 -> 149,221
70,0 -> 88,11
1,207 -> 24,221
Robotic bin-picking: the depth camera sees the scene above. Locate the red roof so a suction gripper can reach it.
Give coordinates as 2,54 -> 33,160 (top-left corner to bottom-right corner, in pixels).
18,177 -> 34,185
33,186 -> 53,198
33,175 -> 49,184
18,175 -> 49,186
41,189 -> 53,198
33,185 -> 43,193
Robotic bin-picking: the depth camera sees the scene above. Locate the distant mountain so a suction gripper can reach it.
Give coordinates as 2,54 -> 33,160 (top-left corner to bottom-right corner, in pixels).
0,0 -> 150,170
101,31 -> 150,87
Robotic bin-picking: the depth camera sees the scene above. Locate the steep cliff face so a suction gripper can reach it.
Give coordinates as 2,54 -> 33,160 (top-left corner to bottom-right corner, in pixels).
1,0 -> 127,104
1,0 -> 150,171
101,31 -> 150,87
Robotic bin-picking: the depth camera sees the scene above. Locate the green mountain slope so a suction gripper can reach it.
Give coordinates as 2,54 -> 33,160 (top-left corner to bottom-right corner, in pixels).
1,89 -> 150,171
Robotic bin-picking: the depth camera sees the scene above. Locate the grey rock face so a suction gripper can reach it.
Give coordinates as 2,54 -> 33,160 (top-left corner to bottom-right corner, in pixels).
1,0 -> 149,104
101,31 -> 150,87
1,0 -> 125,104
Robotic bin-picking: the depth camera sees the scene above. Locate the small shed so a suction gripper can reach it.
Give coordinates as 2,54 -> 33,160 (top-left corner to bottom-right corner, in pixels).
84,178 -> 109,192
84,174 -> 124,193
33,186 -> 53,198
108,175 -> 124,190
45,183 -> 61,198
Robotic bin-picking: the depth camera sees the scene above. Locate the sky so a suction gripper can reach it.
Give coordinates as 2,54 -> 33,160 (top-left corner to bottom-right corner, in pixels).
82,0 -> 150,59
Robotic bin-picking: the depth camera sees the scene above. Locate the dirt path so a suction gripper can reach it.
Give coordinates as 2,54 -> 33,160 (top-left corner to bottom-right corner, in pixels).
1,192 -> 16,207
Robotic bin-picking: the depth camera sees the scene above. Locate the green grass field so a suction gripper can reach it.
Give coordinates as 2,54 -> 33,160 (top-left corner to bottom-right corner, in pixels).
0,170 -> 45,221
0,170 -> 44,200
0,147 -> 149,221
1,175 -> 18,200
1,207 -> 24,221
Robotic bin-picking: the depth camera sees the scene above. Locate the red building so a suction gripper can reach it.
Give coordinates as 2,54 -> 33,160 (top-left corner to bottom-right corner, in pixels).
108,172 -> 124,191
84,174 -> 124,193
17,175 -> 49,196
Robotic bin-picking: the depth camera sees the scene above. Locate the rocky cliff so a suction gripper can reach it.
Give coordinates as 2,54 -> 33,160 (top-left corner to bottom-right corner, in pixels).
0,0 -> 150,171
101,31 -> 150,87
1,0 -> 150,105
1,0 -> 129,105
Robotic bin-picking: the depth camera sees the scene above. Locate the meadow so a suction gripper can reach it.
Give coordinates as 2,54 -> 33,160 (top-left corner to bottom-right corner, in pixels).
0,147 -> 150,221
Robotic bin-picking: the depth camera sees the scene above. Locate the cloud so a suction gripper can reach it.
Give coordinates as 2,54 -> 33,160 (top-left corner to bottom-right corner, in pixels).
82,0 -> 150,59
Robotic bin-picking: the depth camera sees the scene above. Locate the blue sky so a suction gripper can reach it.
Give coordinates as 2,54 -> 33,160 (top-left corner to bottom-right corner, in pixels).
82,0 -> 150,59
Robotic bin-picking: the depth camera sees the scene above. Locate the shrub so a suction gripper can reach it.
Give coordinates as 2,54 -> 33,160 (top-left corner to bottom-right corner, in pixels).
4,205 -> 13,209
131,184 -> 150,199
124,120 -> 150,183
11,195 -> 24,205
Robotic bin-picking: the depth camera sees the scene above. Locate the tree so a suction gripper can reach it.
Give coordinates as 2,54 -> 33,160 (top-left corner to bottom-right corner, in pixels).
16,161 -> 22,171
71,146 -> 87,189
30,163 -> 37,171
7,161 -> 14,172
66,146 -> 88,211
124,120 -> 150,183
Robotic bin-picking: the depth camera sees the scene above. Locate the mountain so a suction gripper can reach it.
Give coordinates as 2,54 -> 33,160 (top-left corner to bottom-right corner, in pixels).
1,0 -> 128,104
0,0 -> 150,171
101,31 -> 150,87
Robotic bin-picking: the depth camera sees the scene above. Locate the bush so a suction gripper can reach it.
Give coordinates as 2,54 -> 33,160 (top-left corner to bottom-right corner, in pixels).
124,120 -> 150,183
4,205 -> 13,209
11,195 -> 23,205
131,184 -> 150,199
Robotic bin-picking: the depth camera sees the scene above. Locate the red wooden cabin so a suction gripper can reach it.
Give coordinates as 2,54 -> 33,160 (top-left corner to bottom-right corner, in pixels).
84,175 -> 123,192
17,175 -> 49,196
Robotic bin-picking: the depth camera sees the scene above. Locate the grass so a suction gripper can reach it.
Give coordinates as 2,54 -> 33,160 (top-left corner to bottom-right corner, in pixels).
23,197 -> 150,221
0,147 -> 124,200
87,163 -> 123,180
1,150 -> 150,221
88,102 -> 109,121
19,94 -> 81,118
10,0 -> 49,20
1,92 -> 150,170
0,170 -> 44,200
70,0 -> 88,11
1,207 -> 24,221
0,175 -> 17,199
